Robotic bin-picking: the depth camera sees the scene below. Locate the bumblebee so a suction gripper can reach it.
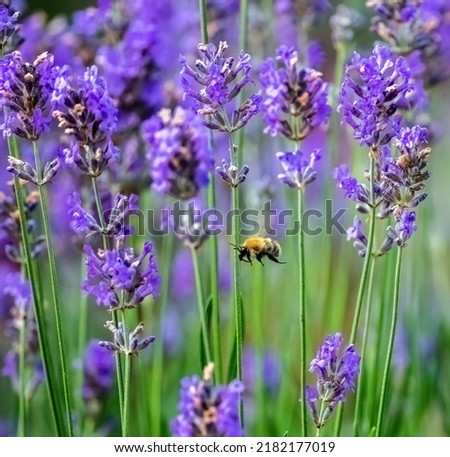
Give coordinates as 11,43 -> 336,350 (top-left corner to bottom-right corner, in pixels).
230,237 -> 286,266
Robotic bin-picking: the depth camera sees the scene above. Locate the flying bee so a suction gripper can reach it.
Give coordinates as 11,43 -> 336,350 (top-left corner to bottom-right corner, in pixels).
230,237 -> 286,266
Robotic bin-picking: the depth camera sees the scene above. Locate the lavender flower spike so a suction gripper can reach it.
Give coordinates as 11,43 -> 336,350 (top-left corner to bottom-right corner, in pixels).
306,333 -> 360,429
0,4 -> 20,48
0,51 -> 57,141
51,65 -> 118,176
180,41 -> 261,132
171,363 -> 244,437
142,107 -> 213,200
260,46 -> 331,140
82,241 -> 160,309
339,44 -> 414,148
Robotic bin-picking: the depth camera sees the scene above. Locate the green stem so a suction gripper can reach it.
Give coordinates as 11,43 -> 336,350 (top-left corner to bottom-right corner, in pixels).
15,194 -> 61,434
316,399 -> 326,437
121,311 -> 131,438
208,173 -> 223,383
352,259 -> 376,436
231,183 -> 243,423
198,0 -> 223,384
191,247 -> 212,364
227,126 -> 244,424
32,140 -> 73,436
369,252 -> 394,424
334,151 -> 377,436
18,307 -> 26,437
375,247 -> 403,436
297,189 -> 307,437
198,0 -> 208,43
150,233 -> 173,436
76,257 -> 88,432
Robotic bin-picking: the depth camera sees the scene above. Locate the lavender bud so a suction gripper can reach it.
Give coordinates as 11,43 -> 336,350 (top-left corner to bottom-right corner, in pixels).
216,159 -> 250,188
6,157 -> 38,185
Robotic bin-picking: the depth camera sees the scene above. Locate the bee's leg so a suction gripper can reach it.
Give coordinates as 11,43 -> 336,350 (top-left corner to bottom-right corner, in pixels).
256,253 -> 265,266
267,254 -> 286,264
246,252 -> 253,266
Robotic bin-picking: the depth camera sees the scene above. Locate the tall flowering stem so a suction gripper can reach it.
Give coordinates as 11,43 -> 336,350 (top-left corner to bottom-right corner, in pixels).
51,61 -> 146,436
198,0 -> 223,383
277,149 -> 322,436
376,246 -> 403,436
180,40 -> 261,419
333,45 -> 414,435
260,46 -> 331,436
0,48 -> 74,435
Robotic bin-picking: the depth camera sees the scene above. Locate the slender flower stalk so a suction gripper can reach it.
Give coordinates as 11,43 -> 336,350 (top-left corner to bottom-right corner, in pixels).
297,188 -> 306,436
32,140 -> 73,437
260,46 -> 331,436
150,231 -> 174,437
352,259 -> 376,436
121,310 -> 131,438
276,147 -> 322,436
227,129 -> 244,423
376,246 -> 403,436
191,246 -> 212,365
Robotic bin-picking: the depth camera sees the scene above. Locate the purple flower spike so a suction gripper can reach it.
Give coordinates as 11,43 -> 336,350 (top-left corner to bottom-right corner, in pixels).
0,4 -> 20,48
82,241 -> 160,309
339,44 -> 414,148
306,333 -> 360,429
142,107 -> 213,199
0,51 -> 57,141
180,41 -> 260,132
171,364 -> 244,437
368,0 -> 437,55
51,65 -> 118,176
260,46 -> 331,140
276,149 -> 321,190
